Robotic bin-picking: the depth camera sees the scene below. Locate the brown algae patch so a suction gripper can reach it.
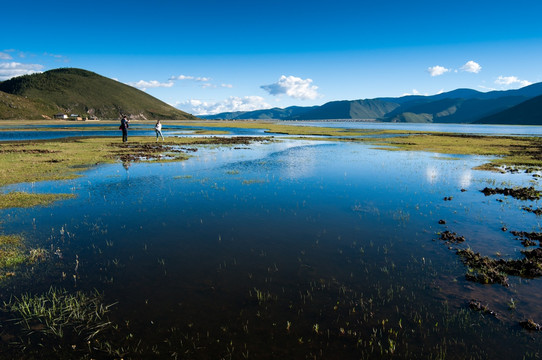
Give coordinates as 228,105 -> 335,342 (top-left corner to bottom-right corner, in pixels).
0,192 -> 75,209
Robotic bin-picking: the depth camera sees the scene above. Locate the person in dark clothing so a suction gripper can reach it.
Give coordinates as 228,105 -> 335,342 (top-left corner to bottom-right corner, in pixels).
119,115 -> 130,142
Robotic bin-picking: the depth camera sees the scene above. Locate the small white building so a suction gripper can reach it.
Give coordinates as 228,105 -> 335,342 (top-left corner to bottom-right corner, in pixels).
54,113 -> 68,119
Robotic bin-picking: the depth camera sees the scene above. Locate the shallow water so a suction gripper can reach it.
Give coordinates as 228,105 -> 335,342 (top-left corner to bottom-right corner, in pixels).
284,121 -> 542,136
1,135 -> 542,358
0,123 -> 267,141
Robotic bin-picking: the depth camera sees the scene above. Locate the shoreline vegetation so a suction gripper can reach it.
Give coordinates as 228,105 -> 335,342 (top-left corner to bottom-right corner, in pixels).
1,120 -> 541,191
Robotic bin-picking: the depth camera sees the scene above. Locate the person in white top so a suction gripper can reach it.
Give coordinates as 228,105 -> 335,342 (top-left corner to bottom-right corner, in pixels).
155,120 -> 164,141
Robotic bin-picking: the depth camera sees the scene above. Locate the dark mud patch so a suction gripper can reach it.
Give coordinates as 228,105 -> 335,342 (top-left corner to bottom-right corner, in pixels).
511,231 -> 542,247
520,319 -> 542,331
438,230 -> 465,244
523,206 -> 542,216
0,148 -> 60,154
457,249 -> 509,286
111,143 -> 186,162
187,136 -> 274,146
457,248 -> 542,286
480,186 -> 541,201
469,299 -> 498,318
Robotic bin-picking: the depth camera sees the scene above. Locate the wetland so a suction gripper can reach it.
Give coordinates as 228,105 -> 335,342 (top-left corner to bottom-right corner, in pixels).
1,120 -> 542,359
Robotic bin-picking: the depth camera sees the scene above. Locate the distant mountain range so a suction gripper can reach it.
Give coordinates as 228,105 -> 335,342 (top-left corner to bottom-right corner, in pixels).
200,83 -> 542,125
2,67 -> 541,125
0,68 -> 196,120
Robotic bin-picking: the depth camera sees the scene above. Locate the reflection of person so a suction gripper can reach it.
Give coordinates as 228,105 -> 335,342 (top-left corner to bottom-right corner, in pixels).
155,120 -> 164,141
119,115 -> 130,142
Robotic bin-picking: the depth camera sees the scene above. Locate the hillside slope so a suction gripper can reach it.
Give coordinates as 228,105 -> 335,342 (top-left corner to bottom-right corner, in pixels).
0,91 -> 58,119
0,68 -> 197,120
475,95 -> 542,125
382,96 -> 529,123
292,99 -> 400,120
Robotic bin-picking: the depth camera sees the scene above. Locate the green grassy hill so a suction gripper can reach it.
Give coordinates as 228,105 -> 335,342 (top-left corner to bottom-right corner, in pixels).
0,68 -> 197,120
0,91 -> 59,119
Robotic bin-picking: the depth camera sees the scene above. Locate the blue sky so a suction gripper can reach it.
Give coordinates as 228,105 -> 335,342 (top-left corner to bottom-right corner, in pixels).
2,0 -> 542,115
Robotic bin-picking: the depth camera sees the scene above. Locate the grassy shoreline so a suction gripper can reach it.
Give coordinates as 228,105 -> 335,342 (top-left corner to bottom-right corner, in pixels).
1,121 -> 541,209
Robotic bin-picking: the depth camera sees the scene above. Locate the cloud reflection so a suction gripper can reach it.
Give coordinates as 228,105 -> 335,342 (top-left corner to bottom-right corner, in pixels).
459,170 -> 472,188
426,166 -> 439,184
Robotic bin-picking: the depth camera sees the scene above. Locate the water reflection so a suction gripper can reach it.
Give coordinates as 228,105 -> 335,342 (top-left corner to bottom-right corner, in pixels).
459,170 -> 473,188
1,139 -> 541,358
426,165 -> 439,184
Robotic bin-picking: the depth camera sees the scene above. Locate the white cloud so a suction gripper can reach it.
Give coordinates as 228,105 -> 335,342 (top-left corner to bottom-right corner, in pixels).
170,74 -> 194,80
128,80 -> 174,91
0,62 -> 43,80
261,75 -> 320,100
401,89 -> 423,96
0,52 -> 12,60
460,60 -> 482,73
178,96 -> 271,115
221,83 -> 233,88
170,74 -> 211,82
427,65 -> 450,77
495,76 -> 532,87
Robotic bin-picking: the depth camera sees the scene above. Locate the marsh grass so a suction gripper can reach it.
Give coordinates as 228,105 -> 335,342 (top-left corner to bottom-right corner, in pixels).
0,191 -> 75,209
371,133 -> 542,169
4,286 -> 115,340
0,234 -> 26,269
0,234 -> 50,280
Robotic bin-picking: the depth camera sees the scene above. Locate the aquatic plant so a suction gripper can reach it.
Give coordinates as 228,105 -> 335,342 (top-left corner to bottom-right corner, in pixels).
4,286 -> 115,340
0,234 -> 26,269
28,247 -> 49,263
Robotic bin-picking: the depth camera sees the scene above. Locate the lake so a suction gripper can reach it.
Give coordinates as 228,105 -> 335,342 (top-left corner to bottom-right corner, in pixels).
1,122 -> 541,358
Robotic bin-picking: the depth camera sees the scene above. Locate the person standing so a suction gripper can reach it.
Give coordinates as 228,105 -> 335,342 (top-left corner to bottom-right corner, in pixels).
155,120 -> 164,141
120,115 -> 130,142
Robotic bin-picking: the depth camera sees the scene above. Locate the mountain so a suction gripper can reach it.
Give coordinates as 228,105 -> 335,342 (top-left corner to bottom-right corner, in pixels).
200,99 -> 399,121
474,95 -> 542,125
292,99 -> 400,120
378,83 -> 542,123
0,90 -> 58,119
199,106 -> 318,120
199,82 -> 542,125
381,96 -> 529,123
0,68 -> 197,120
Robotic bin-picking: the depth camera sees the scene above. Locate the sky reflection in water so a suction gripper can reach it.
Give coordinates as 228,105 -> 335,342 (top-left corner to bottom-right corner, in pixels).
2,138 -> 542,358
